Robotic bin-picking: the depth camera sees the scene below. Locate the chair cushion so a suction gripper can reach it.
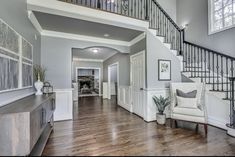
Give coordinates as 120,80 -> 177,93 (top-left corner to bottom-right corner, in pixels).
176,96 -> 198,109
173,107 -> 204,117
176,89 -> 197,98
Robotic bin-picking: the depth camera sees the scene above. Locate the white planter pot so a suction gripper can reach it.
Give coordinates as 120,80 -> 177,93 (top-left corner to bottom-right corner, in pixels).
156,113 -> 166,125
34,80 -> 43,95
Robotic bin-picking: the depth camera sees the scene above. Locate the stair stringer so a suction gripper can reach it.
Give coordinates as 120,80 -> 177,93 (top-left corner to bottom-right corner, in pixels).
148,28 -> 184,72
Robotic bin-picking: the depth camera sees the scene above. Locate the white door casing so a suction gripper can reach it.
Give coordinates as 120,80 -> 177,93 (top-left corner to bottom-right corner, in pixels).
130,51 -> 145,118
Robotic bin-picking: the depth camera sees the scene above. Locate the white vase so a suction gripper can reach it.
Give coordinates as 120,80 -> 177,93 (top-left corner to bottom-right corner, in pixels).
34,79 -> 43,96
156,113 -> 166,125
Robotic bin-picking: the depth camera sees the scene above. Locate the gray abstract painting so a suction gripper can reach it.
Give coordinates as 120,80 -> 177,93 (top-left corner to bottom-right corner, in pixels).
0,56 -> 19,91
22,63 -> 33,87
0,19 -> 19,53
22,38 -> 33,60
0,18 -> 33,92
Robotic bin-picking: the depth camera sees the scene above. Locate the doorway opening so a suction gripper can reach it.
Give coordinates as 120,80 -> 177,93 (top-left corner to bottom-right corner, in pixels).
76,67 -> 101,97
108,62 -> 119,100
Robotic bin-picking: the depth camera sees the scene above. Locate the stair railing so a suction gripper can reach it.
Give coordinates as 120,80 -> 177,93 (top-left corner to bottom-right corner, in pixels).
149,0 -> 184,55
59,0 -> 150,20
227,77 -> 235,129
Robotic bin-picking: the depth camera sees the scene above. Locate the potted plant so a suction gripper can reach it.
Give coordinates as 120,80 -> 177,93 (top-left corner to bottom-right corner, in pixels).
33,65 -> 46,95
153,95 -> 170,125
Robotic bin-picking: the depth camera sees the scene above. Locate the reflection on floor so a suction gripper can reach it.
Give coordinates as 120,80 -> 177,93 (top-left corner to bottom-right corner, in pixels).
43,96 -> 235,156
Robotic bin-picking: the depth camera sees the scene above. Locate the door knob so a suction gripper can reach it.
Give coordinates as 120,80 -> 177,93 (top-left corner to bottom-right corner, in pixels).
140,88 -> 144,90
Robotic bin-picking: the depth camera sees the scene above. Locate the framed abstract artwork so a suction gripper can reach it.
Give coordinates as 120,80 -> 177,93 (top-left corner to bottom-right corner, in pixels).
0,18 -> 33,92
158,59 -> 171,81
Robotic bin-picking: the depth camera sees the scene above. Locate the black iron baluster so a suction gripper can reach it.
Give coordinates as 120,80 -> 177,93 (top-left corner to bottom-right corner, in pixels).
217,54 -> 219,90
197,47 -> 200,77
145,0 -> 149,20
204,50 -> 207,83
221,56 -> 224,91
213,53 -> 215,90
190,45 -> 193,77
226,58 -> 229,99
231,60 -> 234,99
200,48 -> 203,82
208,52 -> 211,84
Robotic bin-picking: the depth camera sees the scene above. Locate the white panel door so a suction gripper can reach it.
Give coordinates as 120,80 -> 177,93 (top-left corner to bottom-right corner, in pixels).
131,51 -> 145,118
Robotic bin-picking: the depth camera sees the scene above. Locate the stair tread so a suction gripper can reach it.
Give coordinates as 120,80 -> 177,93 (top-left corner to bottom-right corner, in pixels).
210,90 -> 231,92
206,82 -> 230,84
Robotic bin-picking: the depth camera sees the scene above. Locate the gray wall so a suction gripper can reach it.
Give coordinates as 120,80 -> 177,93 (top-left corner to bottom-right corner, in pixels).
146,31 -> 182,88
103,38 -> 147,86
0,0 -> 41,106
103,53 -> 130,86
130,38 -> 146,55
177,0 -> 235,57
41,36 -> 129,89
110,65 -> 118,83
157,0 -> 177,21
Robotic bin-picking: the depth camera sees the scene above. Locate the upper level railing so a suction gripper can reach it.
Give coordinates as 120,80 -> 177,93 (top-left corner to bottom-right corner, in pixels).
59,0 -> 235,128
59,0 -> 149,20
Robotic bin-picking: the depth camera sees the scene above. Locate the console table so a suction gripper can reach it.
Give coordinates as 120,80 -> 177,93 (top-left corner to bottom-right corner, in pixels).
0,94 -> 56,156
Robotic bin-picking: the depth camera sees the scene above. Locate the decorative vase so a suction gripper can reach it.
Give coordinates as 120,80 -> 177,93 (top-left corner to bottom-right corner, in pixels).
156,113 -> 166,125
34,76 -> 43,96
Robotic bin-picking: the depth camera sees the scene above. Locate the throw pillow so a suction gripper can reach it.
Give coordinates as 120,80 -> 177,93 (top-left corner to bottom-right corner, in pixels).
176,96 -> 198,109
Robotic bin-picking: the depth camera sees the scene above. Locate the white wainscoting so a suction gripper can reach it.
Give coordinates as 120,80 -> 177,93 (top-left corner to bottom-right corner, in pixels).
103,82 -> 108,99
206,91 -> 230,130
143,88 -> 170,122
54,89 -> 73,122
118,86 -> 132,112
111,82 -> 117,96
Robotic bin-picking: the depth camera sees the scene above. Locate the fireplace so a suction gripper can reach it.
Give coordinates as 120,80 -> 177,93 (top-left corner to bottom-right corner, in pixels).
78,76 -> 94,94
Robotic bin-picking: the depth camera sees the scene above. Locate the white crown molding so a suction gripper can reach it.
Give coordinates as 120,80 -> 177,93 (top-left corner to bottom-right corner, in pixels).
27,2 -> 146,47
41,30 -> 131,46
129,33 -> 146,46
28,10 -> 43,33
73,58 -> 104,62
27,0 -> 148,32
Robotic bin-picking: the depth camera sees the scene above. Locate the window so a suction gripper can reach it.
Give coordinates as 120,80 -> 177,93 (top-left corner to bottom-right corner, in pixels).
209,0 -> 235,34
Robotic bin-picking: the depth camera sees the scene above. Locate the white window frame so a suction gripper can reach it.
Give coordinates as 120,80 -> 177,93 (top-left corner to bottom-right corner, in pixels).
208,0 -> 235,35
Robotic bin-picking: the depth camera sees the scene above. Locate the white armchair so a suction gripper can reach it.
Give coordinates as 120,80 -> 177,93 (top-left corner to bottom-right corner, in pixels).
170,83 -> 208,134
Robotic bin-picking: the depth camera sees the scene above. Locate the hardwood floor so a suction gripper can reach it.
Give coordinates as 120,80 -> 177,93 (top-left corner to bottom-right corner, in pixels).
43,96 -> 235,156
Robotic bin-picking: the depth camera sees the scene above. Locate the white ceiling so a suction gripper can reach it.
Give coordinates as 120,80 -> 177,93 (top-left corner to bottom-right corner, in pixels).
34,11 -> 143,41
72,47 -> 119,61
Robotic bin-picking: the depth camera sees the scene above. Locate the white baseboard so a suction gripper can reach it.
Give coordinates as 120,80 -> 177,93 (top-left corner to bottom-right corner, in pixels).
208,116 -> 228,130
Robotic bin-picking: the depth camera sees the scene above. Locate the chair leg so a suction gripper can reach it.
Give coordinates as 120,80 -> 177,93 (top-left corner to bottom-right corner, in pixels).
195,124 -> 199,132
204,124 -> 208,135
175,120 -> 178,128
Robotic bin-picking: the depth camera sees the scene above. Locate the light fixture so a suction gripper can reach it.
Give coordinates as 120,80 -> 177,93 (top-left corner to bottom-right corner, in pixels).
92,49 -> 99,54
182,23 -> 189,30
104,34 -> 110,37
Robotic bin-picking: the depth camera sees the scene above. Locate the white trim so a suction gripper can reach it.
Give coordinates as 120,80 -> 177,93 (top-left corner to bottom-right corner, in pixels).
129,33 -> 146,46
73,58 -> 104,62
28,10 -> 43,33
108,62 -> 119,100
0,92 -> 34,107
75,67 -> 102,97
41,30 -> 130,46
0,53 -> 19,62
27,0 -> 148,32
208,0 -> 235,35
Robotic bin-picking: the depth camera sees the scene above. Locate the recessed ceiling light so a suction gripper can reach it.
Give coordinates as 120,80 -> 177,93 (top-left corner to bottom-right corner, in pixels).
93,49 -> 99,54
104,34 -> 110,37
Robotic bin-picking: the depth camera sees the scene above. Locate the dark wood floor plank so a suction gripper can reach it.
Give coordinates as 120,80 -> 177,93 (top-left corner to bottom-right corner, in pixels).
43,96 -> 235,156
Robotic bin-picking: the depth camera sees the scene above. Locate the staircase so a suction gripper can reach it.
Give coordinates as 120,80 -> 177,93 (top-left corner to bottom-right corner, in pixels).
60,0 -> 235,130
